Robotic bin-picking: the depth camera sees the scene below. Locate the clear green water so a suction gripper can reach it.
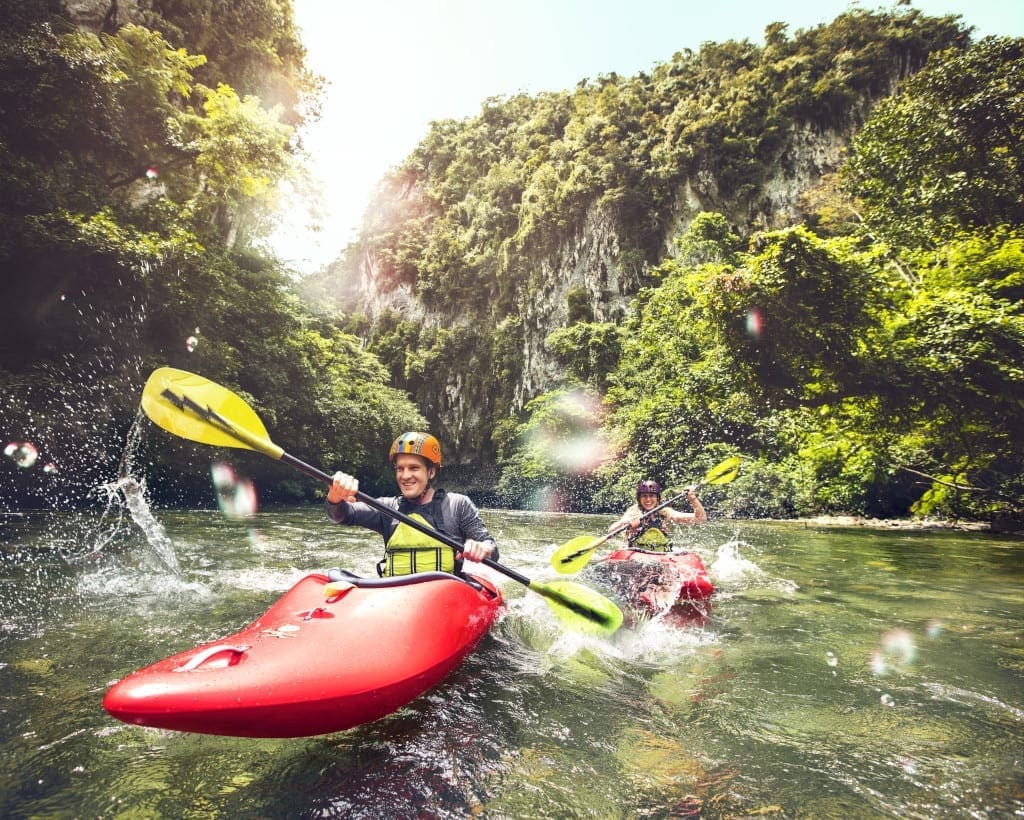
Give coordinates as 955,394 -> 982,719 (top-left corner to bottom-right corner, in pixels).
1,507 -> 1021,818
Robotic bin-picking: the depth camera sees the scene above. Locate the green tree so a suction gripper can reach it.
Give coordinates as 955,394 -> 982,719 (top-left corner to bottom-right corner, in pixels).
0,4 -> 424,509
843,37 -> 1024,248
546,323 -> 623,390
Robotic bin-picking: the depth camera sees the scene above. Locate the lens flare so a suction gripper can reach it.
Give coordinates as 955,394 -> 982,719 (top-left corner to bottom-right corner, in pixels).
524,389 -> 606,475
525,485 -> 564,512
871,628 -> 917,676
550,434 -> 604,472
745,307 -> 764,338
4,442 -> 39,469
211,462 -> 258,519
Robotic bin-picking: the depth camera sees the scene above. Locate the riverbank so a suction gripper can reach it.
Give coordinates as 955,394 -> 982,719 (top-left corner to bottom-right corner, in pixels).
769,515 -> 1021,534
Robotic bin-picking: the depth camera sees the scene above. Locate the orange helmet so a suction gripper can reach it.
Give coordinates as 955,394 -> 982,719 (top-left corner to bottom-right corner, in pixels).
389,432 -> 442,468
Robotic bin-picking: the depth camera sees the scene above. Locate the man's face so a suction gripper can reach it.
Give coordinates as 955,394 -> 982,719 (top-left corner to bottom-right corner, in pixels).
394,453 -> 433,500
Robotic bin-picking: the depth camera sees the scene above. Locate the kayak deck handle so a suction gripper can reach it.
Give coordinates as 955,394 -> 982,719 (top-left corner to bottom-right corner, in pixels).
173,644 -> 249,672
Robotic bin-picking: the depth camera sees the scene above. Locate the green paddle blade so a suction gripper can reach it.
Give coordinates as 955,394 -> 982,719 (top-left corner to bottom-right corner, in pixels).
704,456 -> 741,485
531,579 -> 623,636
141,368 -> 283,458
550,534 -> 609,575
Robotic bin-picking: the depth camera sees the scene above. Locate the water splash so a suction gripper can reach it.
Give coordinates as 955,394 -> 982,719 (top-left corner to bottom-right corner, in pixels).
84,409 -> 180,574
100,476 -> 179,573
709,538 -> 799,599
709,539 -> 763,583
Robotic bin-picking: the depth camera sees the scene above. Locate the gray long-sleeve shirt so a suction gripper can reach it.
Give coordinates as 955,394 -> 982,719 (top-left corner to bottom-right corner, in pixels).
325,489 -> 498,561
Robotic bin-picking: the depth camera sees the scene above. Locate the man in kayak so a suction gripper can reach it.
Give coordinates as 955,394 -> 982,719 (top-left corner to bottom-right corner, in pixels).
608,480 -> 706,550
326,431 -> 498,576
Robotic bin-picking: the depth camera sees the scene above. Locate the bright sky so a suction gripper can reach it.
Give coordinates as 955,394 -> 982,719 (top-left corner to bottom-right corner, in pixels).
271,0 -> 1024,273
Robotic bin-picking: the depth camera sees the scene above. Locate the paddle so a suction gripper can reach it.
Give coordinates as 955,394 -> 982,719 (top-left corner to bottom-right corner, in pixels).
140,367 -> 623,636
550,456 -> 742,574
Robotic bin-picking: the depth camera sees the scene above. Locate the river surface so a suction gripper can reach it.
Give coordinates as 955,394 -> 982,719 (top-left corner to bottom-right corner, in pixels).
0,505 -> 1021,818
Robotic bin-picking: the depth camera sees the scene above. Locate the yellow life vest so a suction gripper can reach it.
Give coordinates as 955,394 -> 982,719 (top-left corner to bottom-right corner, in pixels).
631,521 -> 672,552
382,513 -> 457,576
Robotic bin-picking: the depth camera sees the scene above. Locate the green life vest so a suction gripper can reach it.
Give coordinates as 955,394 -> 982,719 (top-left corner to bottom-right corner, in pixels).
382,512 -> 457,576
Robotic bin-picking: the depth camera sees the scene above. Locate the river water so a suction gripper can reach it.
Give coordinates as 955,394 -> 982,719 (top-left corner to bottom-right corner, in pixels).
0,505 -> 1021,818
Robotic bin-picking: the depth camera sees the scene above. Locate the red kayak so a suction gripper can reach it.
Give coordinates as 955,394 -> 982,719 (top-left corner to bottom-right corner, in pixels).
103,570 -> 502,738
598,549 -> 714,622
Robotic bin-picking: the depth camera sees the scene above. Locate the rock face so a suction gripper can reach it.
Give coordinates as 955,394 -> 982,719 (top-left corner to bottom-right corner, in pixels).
331,119 -> 853,466
65,0 -> 142,33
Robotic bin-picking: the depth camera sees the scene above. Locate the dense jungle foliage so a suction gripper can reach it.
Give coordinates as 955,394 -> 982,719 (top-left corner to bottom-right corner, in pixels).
329,14 -> 1023,523
1,2 -> 1021,524
542,35 -> 1024,523
0,0 -> 423,507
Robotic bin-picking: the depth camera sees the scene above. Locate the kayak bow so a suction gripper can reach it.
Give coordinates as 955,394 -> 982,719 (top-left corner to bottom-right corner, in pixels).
103,571 -> 502,738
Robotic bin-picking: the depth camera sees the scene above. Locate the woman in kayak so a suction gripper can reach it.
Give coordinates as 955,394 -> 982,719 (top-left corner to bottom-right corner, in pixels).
609,480 -> 706,551
326,432 -> 498,576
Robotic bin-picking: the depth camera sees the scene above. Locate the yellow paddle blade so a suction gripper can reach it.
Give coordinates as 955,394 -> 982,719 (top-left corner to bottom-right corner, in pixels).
705,456 -> 741,485
550,534 -> 608,575
531,579 -> 623,636
323,580 -> 355,599
141,368 -> 283,458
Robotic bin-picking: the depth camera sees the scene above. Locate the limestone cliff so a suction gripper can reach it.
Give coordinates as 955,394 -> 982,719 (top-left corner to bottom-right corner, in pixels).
329,121 -> 850,467
307,11 -> 967,469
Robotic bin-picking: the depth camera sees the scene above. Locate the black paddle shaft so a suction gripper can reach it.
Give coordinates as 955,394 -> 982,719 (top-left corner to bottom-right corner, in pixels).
280,452 -> 468,551
152,374 -> 617,623
280,452 -> 519,582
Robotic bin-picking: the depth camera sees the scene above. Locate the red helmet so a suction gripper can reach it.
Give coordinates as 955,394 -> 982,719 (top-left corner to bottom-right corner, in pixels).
389,432 -> 442,468
636,479 -> 662,499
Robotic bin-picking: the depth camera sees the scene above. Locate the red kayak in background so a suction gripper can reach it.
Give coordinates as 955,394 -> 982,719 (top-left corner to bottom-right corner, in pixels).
103,571 -> 502,738
596,549 -> 713,625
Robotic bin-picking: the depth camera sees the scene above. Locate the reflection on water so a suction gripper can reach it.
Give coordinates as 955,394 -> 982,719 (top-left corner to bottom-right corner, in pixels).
0,509 -> 1021,817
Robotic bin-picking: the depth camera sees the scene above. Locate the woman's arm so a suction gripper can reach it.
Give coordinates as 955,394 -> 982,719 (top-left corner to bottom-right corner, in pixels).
666,487 -> 706,525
